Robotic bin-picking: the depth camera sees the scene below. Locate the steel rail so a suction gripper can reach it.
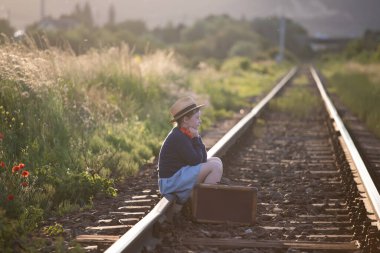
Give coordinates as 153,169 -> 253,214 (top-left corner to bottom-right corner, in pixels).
104,197 -> 172,253
310,66 -> 380,228
105,67 -> 298,253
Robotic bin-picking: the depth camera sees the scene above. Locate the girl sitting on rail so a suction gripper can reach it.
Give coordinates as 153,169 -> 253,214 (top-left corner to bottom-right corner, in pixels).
158,96 -> 223,204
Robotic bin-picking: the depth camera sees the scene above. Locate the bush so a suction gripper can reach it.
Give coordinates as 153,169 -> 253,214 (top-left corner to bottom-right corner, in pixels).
0,209 -> 19,252
85,121 -> 160,178
228,41 -> 261,59
0,205 -> 44,252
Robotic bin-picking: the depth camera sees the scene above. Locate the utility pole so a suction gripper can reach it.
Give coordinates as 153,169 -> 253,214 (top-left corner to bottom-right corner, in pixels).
40,0 -> 45,20
276,16 -> 286,63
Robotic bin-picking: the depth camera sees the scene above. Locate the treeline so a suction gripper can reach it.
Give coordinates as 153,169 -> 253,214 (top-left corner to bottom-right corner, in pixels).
0,3 -> 312,64
320,30 -> 380,63
343,30 -> 380,62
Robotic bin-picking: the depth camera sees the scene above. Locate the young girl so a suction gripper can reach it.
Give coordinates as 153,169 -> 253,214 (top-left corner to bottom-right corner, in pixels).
158,96 -> 223,204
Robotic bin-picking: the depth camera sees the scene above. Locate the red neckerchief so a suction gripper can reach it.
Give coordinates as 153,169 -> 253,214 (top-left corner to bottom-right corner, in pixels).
180,127 -> 192,139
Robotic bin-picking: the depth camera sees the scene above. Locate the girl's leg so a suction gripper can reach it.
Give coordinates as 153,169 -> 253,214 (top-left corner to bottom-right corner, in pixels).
197,157 -> 223,184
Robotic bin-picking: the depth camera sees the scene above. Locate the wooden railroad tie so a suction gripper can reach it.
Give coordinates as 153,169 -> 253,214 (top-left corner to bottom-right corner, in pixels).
75,235 -> 120,244
182,238 -> 358,251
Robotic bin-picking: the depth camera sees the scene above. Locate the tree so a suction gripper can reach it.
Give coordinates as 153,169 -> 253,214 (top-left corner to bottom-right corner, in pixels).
153,23 -> 184,44
107,4 -> 116,27
70,2 -> 94,27
115,20 -> 147,36
251,17 -> 312,59
228,41 -> 260,59
82,2 -> 94,27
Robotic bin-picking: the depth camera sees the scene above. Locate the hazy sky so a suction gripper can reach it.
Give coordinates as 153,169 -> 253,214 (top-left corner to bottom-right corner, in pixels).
1,0 -> 379,37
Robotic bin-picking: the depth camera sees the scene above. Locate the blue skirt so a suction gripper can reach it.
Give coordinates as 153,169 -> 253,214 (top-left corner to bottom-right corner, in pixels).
158,164 -> 201,204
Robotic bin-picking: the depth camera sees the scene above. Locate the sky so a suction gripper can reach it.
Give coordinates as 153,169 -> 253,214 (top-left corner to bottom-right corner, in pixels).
1,0 -> 379,38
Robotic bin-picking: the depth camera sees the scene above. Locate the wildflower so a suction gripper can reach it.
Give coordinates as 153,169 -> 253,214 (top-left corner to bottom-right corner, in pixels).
0,161 -> 5,168
12,165 -> 21,173
21,182 -> 28,187
19,163 -> 25,169
21,170 -> 30,177
7,194 -> 14,201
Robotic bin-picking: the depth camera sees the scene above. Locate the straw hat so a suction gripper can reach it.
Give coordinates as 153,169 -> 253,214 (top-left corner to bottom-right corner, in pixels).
169,96 -> 204,122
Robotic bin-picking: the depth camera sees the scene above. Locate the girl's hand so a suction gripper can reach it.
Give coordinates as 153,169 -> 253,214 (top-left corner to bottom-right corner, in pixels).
188,127 -> 199,138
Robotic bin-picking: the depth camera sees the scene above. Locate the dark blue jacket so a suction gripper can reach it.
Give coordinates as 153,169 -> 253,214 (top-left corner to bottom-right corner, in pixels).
158,127 -> 207,178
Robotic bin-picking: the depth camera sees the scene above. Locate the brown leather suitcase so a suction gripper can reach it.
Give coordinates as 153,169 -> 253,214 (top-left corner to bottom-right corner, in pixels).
191,184 -> 257,225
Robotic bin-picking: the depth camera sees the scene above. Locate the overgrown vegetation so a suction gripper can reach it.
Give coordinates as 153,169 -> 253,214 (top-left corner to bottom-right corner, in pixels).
269,74 -> 318,118
0,37 -> 289,250
318,29 -> 380,138
320,61 -> 380,137
319,30 -> 380,63
341,31 -> 380,63
0,2 -> 312,63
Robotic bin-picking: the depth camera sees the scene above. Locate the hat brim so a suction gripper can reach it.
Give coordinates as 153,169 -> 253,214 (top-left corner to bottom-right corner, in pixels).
170,104 -> 204,123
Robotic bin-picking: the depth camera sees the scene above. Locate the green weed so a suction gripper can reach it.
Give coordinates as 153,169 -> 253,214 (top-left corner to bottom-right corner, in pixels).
43,223 -> 65,236
269,75 -> 318,118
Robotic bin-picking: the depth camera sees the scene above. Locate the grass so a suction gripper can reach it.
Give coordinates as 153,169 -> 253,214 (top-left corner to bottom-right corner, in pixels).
189,57 -> 290,128
269,74 -> 319,118
320,61 -> 380,137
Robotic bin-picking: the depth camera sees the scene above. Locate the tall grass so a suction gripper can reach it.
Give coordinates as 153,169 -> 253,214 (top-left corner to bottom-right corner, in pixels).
0,41 -> 184,171
321,61 -> 380,137
0,41 -> 187,250
0,40 -> 289,251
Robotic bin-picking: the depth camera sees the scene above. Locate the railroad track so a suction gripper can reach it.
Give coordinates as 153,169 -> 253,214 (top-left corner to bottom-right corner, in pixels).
72,66 -> 379,253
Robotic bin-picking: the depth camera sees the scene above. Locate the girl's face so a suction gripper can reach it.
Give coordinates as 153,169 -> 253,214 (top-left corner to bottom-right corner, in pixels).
183,111 -> 201,129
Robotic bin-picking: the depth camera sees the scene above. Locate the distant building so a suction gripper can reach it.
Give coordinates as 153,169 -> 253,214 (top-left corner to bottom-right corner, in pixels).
309,36 -> 352,52
37,16 -> 80,31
